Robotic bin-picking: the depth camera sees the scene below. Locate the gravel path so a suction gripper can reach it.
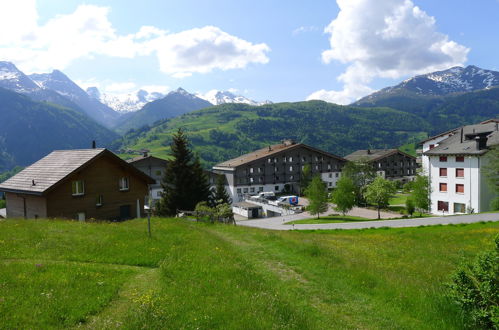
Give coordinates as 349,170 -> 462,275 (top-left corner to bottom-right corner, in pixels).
236,211 -> 499,231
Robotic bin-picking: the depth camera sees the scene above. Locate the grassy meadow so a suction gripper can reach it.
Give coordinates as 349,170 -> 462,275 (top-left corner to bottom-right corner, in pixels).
0,218 -> 497,329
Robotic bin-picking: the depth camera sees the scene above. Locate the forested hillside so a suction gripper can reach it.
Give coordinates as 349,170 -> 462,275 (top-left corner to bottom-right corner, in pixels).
115,101 -> 431,167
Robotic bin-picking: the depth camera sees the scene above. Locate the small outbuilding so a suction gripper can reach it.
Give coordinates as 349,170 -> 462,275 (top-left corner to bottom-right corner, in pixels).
232,201 -> 263,219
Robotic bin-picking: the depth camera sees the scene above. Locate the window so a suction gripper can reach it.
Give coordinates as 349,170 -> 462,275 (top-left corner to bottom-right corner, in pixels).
438,201 -> 449,212
250,168 -> 254,173
335,173 -> 339,178
156,191 -> 162,198
378,162 -> 382,168
243,188 -> 248,193
439,168 -> 447,177
456,168 -> 464,178
456,156 -> 464,162
456,184 -> 464,194
258,168 -> 262,173
439,156 -> 447,162
315,156 -> 318,162
302,156 -> 306,162
328,173 -> 332,178
289,175 -> 294,180
258,187 -> 263,192
439,183 -> 447,192
237,188 -> 242,194
250,187 -> 255,193
72,180 -> 84,196
454,203 -> 466,213
289,166 -> 293,171
289,156 -> 293,162
268,158 -> 271,163
328,182 -> 332,187
119,177 -> 129,191
429,144 -> 435,149
250,177 -> 254,183
327,164 -> 331,170
275,186 -> 279,191
96,194 -> 103,206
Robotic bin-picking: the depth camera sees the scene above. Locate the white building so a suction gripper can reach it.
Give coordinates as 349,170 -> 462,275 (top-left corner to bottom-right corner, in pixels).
422,119 -> 498,215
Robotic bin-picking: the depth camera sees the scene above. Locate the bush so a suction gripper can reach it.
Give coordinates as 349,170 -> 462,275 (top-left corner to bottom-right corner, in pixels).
447,235 -> 499,328
491,197 -> 499,211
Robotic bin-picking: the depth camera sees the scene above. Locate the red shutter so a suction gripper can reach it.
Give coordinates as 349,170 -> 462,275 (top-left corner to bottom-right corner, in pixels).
439,183 -> 447,192
456,184 -> 464,193
439,168 -> 447,177
439,156 -> 447,162
456,168 -> 464,177
456,156 -> 464,162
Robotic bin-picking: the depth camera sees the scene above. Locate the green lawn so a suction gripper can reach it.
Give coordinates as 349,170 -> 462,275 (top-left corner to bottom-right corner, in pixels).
285,214 -> 371,224
0,218 -> 497,328
389,193 -> 409,206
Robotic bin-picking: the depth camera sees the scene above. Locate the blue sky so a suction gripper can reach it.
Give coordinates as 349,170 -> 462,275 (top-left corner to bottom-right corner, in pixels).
1,0 -> 498,104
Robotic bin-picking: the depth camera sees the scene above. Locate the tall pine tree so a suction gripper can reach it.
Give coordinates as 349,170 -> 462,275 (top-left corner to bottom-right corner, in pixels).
212,174 -> 231,206
157,129 -> 210,216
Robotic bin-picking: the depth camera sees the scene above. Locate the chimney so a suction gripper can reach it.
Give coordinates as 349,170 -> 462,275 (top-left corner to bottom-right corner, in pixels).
143,151 -> 148,157
32,179 -> 36,186
92,140 -> 96,149
268,146 -> 272,152
460,128 -> 463,143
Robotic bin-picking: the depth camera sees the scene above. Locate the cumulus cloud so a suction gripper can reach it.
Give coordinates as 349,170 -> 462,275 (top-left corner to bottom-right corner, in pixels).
0,1 -> 270,77
307,0 -> 470,104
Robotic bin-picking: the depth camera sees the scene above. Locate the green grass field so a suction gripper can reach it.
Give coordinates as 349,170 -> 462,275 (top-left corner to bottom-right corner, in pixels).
389,193 -> 409,206
0,218 -> 497,329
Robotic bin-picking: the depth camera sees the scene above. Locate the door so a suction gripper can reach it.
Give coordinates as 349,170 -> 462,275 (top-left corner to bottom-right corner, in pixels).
251,208 -> 259,218
120,205 -> 131,220
77,212 -> 86,222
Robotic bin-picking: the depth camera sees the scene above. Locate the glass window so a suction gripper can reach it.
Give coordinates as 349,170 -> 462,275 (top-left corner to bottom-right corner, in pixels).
237,188 -> 242,194
119,177 -> 129,191
328,182 -> 332,187
439,156 -> 447,162
335,173 -> 339,178
456,168 -> 464,177
275,186 -> 279,191
454,203 -> 466,213
289,166 -> 293,171
456,156 -> 464,162
258,187 -> 263,192
328,173 -> 332,178
289,156 -> 293,162
438,201 -> 449,211
96,194 -> 103,206
439,183 -> 447,192
250,178 -> 254,183
250,168 -> 254,173
250,187 -> 255,193
243,188 -> 248,193
456,184 -> 464,194
72,180 -> 84,196
439,168 -> 447,177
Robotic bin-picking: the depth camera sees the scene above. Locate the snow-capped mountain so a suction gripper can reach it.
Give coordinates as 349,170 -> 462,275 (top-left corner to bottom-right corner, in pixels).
0,61 -> 40,92
197,90 -> 271,106
29,70 -> 119,127
87,87 -> 165,112
356,65 -> 499,105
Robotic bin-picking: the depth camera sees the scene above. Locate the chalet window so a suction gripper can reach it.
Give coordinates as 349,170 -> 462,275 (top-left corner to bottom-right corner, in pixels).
274,158 -> 278,163
378,163 -> 382,168
258,187 -> 263,192
315,156 -> 318,161
96,194 -> 103,207
275,186 -> 279,191
315,165 -> 318,170
283,157 -> 286,163
454,203 -> 466,213
456,184 -> 464,194
456,168 -> 464,178
328,164 -> 331,170
328,173 -> 332,178
335,173 -> 339,178
268,158 -> 271,163
437,201 -> 449,212
289,166 -> 293,171
258,168 -> 262,173
456,156 -> 464,162
328,182 -> 332,187
119,177 -> 129,191
289,156 -> 293,162
439,168 -> 447,177
243,188 -> 248,193
302,156 -> 306,162
439,156 -> 447,162
250,187 -> 255,193
439,183 -> 447,192
72,180 -> 85,196
250,168 -> 254,173
259,177 -> 264,183
250,178 -> 254,183
237,188 -> 242,194
290,175 -> 294,180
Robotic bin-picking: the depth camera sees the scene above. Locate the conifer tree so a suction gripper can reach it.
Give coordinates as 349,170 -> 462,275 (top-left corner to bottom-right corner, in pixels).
157,129 -> 210,216
212,174 -> 231,206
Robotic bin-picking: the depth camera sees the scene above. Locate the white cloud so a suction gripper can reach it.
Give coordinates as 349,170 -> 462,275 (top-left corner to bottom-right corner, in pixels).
104,82 -> 137,93
0,2 -> 270,77
307,0 -> 470,104
292,26 -> 319,36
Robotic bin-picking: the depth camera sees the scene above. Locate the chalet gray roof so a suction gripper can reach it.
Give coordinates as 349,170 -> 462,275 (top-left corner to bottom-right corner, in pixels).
127,154 -> 169,165
424,121 -> 499,156
0,148 -> 155,195
344,149 -> 415,162
214,141 -> 345,169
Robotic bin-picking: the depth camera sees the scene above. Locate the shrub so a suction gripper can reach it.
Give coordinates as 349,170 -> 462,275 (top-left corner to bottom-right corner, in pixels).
447,235 -> 499,328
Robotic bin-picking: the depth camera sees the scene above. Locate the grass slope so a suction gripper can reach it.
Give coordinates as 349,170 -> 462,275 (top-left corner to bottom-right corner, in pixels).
0,218 -> 497,328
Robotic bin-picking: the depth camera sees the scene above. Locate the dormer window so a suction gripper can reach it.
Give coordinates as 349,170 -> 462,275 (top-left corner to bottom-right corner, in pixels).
119,177 -> 129,191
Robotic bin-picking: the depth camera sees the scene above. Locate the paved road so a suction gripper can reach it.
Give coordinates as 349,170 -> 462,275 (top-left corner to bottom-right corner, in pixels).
236,212 -> 499,231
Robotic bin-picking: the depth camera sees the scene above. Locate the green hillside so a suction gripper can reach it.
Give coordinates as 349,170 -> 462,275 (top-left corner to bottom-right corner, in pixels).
0,88 -> 119,170
0,218 -> 497,328
115,101 -> 430,167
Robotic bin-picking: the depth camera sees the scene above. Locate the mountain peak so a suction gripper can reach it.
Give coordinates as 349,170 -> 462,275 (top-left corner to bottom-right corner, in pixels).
197,89 -> 270,106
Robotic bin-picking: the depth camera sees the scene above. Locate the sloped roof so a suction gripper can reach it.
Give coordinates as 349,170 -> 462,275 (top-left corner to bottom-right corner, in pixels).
344,149 -> 415,162
213,141 -> 345,169
424,121 -> 499,156
0,149 -> 154,195
127,154 -> 169,165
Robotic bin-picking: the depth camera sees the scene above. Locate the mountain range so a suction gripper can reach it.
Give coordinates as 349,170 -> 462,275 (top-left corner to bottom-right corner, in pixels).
1,60 -> 498,172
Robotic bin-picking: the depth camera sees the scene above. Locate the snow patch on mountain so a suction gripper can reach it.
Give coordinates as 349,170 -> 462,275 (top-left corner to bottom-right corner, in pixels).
87,87 -> 166,112
197,89 -> 271,106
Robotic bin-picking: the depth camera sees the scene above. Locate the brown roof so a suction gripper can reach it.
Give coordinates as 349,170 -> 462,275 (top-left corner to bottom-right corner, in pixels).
344,149 -> 416,162
127,154 -> 169,165
0,149 -> 154,195
213,141 -> 345,169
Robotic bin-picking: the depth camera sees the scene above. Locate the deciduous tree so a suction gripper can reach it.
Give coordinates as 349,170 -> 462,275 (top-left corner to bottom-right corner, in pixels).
342,159 -> 376,206
411,175 -> 431,213
330,176 -> 356,215
305,175 -> 329,219
483,145 -> 499,210
364,176 -> 396,219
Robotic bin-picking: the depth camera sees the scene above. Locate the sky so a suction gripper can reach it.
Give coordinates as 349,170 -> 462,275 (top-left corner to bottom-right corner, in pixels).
1,0 -> 498,104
